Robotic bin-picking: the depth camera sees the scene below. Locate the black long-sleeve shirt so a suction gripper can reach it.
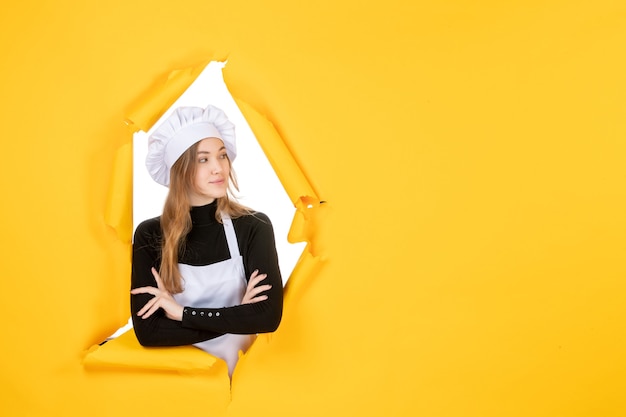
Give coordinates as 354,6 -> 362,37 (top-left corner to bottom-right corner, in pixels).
131,200 -> 283,347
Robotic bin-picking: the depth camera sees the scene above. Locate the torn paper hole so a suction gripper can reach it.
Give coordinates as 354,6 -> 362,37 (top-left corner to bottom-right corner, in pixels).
133,61 -> 306,286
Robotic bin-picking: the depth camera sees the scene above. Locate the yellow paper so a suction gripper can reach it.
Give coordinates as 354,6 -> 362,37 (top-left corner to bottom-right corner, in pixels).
83,331 -> 219,373
2,1 -> 626,416
104,142 -> 133,242
125,62 -> 213,133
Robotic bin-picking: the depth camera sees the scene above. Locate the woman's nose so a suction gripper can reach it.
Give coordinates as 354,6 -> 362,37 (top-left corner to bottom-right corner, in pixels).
211,160 -> 223,173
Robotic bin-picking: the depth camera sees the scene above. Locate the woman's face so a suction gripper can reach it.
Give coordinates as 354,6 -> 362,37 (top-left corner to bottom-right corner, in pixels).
187,137 -> 230,206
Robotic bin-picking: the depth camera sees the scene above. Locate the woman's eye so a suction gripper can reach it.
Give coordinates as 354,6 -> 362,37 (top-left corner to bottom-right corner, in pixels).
219,153 -> 227,159
198,158 -> 207,163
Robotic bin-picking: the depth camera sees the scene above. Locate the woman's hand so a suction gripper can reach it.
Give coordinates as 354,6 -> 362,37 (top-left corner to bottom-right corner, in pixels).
241,269 -> 272,304
131,267 -> 184,321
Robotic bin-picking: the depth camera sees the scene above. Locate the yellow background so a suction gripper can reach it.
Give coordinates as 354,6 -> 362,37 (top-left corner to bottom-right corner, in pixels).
1,1 -> 625,416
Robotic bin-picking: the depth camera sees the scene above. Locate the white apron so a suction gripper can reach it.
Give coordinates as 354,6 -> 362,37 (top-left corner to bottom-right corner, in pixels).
173,214 -> 254,375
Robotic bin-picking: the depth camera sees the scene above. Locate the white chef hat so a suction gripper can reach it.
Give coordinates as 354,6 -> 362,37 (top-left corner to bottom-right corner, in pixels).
145,105 -> 236,186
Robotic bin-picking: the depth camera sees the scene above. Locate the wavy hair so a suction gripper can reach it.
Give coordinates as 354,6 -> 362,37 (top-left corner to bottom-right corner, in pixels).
159,141 -> 251,294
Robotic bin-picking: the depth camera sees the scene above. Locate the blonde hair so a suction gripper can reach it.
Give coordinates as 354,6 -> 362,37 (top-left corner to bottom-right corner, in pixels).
159,142 -> 251,293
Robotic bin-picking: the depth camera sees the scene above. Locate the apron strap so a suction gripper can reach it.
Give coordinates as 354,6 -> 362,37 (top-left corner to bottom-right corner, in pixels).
221,213 -> 241,258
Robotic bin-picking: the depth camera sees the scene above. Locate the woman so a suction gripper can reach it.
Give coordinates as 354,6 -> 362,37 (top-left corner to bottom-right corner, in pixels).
130,105 -> 283,376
